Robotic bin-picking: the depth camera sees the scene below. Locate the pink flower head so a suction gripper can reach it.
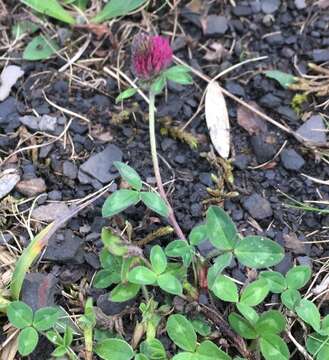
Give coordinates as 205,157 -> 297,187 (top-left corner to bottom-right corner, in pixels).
132,33 -> 173,80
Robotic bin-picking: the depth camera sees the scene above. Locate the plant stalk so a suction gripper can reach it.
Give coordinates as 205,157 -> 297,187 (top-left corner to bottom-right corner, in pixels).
148,91 -> 186,240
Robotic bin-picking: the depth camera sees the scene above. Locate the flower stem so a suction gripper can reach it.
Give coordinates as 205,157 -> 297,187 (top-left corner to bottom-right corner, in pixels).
148,91 -> 186,240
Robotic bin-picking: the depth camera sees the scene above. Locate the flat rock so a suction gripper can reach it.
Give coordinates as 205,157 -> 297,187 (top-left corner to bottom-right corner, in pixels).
19,115 -> 39,131
280,149 -> 305,171
243,193 -> 273,220
63,161 -> 78,180
79,144 -> 122,184
32,202 -> 71,222
261,0 -> 281,13
21,273 -> 58,311
44,229 -> 84,264
0,97 -> 17,125
312,49 -> 329,62
203,15 -> 228,36
0,169 -> 20,199
296,115 -> 326,145
250,134 -> 277,163
16,178 -> 47,197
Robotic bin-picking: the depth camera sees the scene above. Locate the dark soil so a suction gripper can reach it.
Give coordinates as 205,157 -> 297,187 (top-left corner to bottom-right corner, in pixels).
1,0 -> 329,359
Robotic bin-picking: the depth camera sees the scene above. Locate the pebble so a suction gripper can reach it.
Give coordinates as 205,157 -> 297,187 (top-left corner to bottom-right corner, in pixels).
79,144 -> 122,184
16,177 -> 47,197
312,49 -> 329,62
261,0 -> 281,14
32,202 -> 71,221
203,15 -> 228,36
294,0 -> 306,9
21,273 -> 58,311
97,294 -> 135,316
19,114 -> 57,132
232,155 -> 251,170
297,256 -> 312,268
0,169 -> 20,199
250,134 -> 277,163
296,115 -> 326,145
44,230 -> 84,264
48,190 -> 62,201
0,97 -> 18,126
275,252 -> 293,274
280,149 -> 305,171
243,193 -> 273,220
197,240 -> 215,257
232,5 -> 253,16
63,161 -> 78,180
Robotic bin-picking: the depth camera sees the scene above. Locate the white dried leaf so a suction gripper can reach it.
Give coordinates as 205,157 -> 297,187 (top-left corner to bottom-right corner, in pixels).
205,81 -> 230,158
0,65 -> 24,101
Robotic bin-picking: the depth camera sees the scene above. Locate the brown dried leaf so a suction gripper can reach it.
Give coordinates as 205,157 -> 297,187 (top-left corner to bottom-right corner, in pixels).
237,101 -> 268,135
186,0 -> 204,12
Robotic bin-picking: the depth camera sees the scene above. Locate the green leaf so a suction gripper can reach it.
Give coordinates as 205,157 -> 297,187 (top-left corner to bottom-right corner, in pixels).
102,189 -> 140,217
64,326 -> 73,346
150,245 -> 167,274
33,307 -> 60,331
206,206 -> 238,250
23,35 -> 59,61
128,266 -> 157,285
191,319 -> 211,337
93,269 -> 120,289
46,330 -> 63,346
211,275 -> 238,303
264,70 -> 297,89
207,253 -> 233,289
100,249 -> 122,270
114,161 -> 142,191
189,224 -> 208,246
110,283 -> 140,302
172,354 -> 194,360
259,334 -> 290,360
20,0 -> 75,24
306,333 -> 329,359
18,327 -> 39,356
141,192 -> 169,218
12,20 -> 39,38
140,338 -> 167,360
165,66 -> 193,85
115,88 -> 138,103
320,315 -> 329,336
295,299 -> 321,331
165,240 -> 190,258
92,0 -> 147,23
228,313 -> 257,339
234,236 -> 284,269
167,314 -> 197,352
95,338 -> 134,360
280,289 -> 301,310
286,266 -> 312,290
150,75 -> 166,95
260,271 -> 287,293
7,301 -> 33,329
255,310 -> 286,334
236,303 -> 259,324
240,279 -> 269,307
101,228 -> 128,256
52,346 -> 68,357
197,340 -> 232,360
135,355 -> 149,360
157,273 -> 182,295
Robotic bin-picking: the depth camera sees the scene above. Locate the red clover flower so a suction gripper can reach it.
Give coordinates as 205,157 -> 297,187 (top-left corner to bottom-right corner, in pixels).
131,33 -> 173,80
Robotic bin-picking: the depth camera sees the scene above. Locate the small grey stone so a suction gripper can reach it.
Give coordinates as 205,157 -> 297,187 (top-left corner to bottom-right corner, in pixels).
39,144 -> 53,159
44,230 -> 84,264
79,144 -> 122,183
204,15 -> 228,36
197,240 -> 215,257
250,135 -> 277,163
21,273 -> 58,311
16,177 -> 47,197
313,49 -> 329,62
39,115 -> 57,132
0,97 -> 17,125
233,155 -> 250,170
84,253 -> 101,269
0,169 -> 20,199
63,161 -> 78,180
280,149 -> 305,171
232,5 -> 253,16
19,115 -> 39,131
294,0 -> 306,9
297,256 -> 312,268
274,252 -> 293,275
48,190 -> 62,201
243,193 -> 273,220
296,115 -> 326,145
32,203 -> 71,222
261,0 -> 281,13
0,233 -> 13,245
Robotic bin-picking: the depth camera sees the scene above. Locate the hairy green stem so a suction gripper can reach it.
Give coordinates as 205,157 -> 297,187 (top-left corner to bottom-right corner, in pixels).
148,91 -> 185,240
